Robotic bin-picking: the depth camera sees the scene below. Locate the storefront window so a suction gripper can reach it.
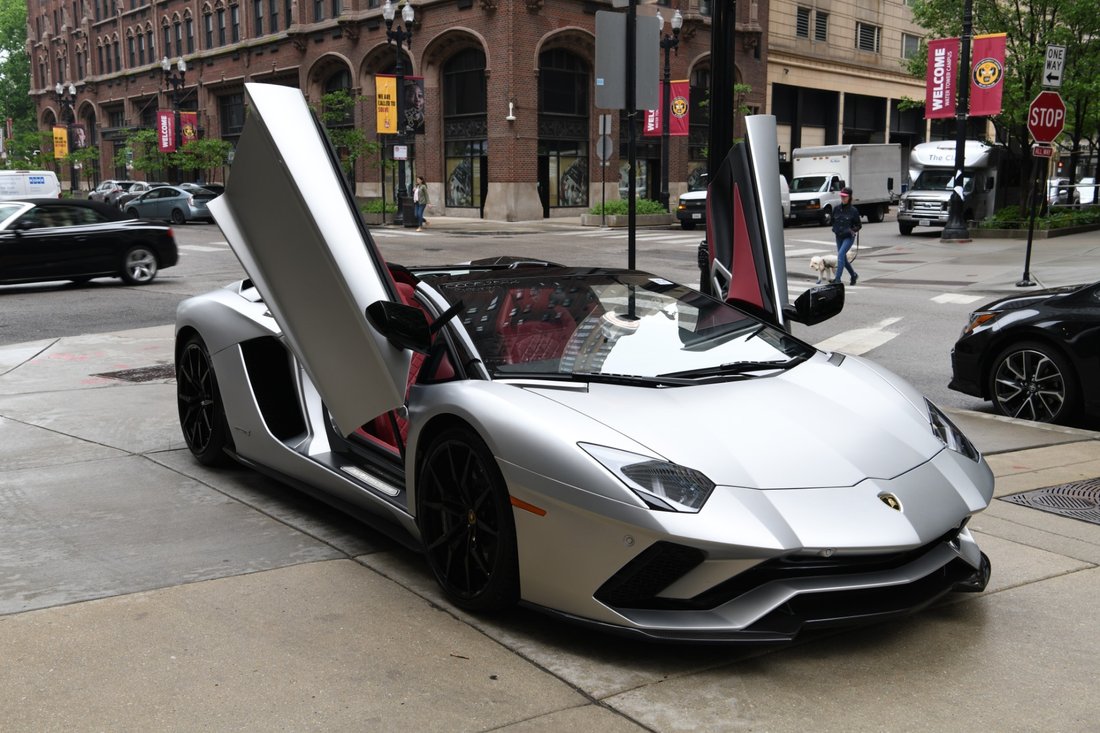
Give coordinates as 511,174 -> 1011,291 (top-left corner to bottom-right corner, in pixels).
443,49 -> 488,209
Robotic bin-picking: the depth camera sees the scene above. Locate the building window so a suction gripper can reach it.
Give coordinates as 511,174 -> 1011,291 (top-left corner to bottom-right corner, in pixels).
217,8 -> 226,46
108,107 -> 124,128
147,28 -> 154,60
231,5 -> 240,42
313,0 -> 323,22
331,0 -> 341,17
815,12 -> 828,42
538,48 -> 590,208
856,22 -> 881,53
114,40 -> 121,71
163,24 -> 171,55
137,32 -> 145,65
254,0 -> 263,34
76,49 -> 83,78
220,92 -> 246,138
204,13 -> 213,48
795,7 -> 809,38
902,32 -> 920,59
185,18 -> 194,53
442,48 -> 488,209
689,66 -> 709,161
285,0 -> 292,29
127,35 -> 135,67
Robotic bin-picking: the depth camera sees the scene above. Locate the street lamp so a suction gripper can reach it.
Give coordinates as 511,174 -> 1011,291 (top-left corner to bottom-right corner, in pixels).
657,8 -> 682,211
54,82 -> 77,194
162,56 -> 187,181
383,0 -> 415,226
941,0 -> 973,242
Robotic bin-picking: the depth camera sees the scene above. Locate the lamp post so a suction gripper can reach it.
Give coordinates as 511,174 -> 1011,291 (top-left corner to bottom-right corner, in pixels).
161,56 -> 187,181
383,0 -> 415,227
940,0 -> 973,242
657,8 -> 682,211
54,82 -> 77,195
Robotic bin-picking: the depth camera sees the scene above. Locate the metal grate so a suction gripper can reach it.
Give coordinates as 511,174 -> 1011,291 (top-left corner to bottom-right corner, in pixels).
93,364 -> 176,383
1000,478 -> 1100,526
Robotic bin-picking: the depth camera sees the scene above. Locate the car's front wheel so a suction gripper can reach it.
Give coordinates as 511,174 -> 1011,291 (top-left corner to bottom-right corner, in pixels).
171,208 -> 187,225
417,427 -> 519,612
820,206 -> 833,226
120,246 -> 159,284
125,208 -> 139,219
176,334 -> 233,466
988,341 -> 1078,424
899,222 -> 915,235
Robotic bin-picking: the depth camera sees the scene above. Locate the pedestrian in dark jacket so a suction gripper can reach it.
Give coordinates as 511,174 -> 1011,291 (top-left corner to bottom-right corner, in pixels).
831,187 -> 861,285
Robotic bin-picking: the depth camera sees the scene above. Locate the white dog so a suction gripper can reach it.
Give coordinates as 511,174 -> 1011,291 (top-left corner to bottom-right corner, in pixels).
810,254 -> 838,284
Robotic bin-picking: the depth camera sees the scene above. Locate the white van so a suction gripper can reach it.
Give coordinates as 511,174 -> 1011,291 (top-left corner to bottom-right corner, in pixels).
0,170 -> 62,200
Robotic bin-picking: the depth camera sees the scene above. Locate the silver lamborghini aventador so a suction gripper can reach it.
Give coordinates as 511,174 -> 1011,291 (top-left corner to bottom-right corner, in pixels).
175,84 -> 993,642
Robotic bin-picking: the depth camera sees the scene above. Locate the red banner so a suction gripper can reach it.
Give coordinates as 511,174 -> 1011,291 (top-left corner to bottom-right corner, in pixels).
925,38 -> 957,119
157,110 -> 176,152
969,33 -> 1006,117
180,111 -> 199,146
644,80 -> 690,137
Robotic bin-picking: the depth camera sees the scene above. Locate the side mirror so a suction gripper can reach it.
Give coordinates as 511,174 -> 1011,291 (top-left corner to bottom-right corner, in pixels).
784,282 -> 845,326
365,300 -> 432,354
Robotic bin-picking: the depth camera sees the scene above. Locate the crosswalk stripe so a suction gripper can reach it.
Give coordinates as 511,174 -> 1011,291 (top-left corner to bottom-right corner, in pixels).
814,316 -> 901,356
932,293 -> 984,304
179,244 -> 226,252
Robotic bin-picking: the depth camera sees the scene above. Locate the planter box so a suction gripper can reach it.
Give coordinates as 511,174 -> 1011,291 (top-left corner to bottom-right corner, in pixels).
971,222 -> 1100,239
581,213 -> 675,228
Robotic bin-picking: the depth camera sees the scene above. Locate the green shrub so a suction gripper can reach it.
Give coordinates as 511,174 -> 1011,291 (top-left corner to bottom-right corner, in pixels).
588,198 -> 669,216
976,203 -> 1100,231
361,199 -> 397,214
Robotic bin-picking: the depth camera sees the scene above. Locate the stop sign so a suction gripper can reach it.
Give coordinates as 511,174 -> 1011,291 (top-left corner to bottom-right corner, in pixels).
1028,91 -> 1066,144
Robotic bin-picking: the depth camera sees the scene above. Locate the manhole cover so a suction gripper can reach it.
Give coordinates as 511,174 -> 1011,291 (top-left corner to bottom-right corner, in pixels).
93,364 -> 176,383
1000,478 -> 1100,525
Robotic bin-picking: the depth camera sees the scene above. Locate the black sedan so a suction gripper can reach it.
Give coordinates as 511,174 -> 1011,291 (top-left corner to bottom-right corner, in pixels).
949,281 -> 1100,425
0,198 -> 178,286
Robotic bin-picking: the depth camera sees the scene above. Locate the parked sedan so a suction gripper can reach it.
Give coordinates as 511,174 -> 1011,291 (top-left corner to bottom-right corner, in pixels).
88,179 -> 136,203
0,198 -> 177,285
949,281 -> 1100,424
115,181 -> 170,210
123,185 -> 216,224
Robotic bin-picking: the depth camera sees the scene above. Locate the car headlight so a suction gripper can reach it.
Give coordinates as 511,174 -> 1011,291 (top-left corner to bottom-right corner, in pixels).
960,310 -> 999,337
927,400 -> 980,462
579,443 -> 715,513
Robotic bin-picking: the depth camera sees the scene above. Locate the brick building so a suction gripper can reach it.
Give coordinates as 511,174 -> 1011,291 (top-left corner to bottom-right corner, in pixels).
30,0 -> 773,220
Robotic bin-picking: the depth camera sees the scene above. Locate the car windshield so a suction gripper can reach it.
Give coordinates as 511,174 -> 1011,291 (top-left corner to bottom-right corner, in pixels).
426,269 -> 813,383
912,170 -> 974,193
790,176 -> 827,193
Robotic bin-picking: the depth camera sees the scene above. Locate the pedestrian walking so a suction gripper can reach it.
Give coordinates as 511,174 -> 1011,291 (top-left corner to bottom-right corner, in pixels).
831,187 -> 861,285
413,176 -> 429,232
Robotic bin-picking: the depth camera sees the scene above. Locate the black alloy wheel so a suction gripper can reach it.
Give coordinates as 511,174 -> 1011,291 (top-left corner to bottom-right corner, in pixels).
989,341 -> 1078,424
177,335 -> 233,466
417,427 -> 519,612
171,208 -> 187,225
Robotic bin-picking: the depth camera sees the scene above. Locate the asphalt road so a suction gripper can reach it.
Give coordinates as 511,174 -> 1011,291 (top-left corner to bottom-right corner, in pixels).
0,216 -> 1017,416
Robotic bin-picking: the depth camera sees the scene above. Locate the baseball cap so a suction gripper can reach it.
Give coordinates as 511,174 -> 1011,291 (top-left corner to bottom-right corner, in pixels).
840,187 -> 852,197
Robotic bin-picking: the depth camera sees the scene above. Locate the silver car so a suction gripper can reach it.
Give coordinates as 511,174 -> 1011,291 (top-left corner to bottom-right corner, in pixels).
175,84 -> 993,642
123,184 -> 216,224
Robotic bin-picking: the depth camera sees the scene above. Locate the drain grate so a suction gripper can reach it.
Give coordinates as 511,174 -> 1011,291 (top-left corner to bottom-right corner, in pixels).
93,364 -> 176,383
1000,478 -> 1100,526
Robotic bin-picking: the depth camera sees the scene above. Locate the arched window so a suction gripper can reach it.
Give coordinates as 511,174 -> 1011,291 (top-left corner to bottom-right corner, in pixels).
323,69 -> 353,127
538,48 -> 589,209
442,48 -> 488,210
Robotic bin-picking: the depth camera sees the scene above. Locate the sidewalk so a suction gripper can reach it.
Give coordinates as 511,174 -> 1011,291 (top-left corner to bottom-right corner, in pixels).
2,225 -> 1100,730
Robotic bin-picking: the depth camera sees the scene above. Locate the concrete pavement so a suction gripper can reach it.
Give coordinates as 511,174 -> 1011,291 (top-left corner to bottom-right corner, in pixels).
2,219 -> 1100,731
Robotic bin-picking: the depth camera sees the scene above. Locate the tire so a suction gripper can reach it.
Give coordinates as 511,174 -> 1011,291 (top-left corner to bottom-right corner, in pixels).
868,204 -> 885,223
125,208 -> 139,219
988,341 -> 1078,424
680,220 -> 696,230
170,208 -> 187,225
417,427 -> 519,612
120,246 -> 159,285
820,206 -> 833,226
899,222 -> 915,235
176,335 -> 234,466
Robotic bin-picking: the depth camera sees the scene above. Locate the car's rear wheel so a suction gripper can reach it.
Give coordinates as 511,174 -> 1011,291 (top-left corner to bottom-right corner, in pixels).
868,204 -> 885,223
176,335 -> 233,466
417,427 -> 519,612
988,341 -> 1078,424
171,208 -> 187,225
120,246 -> 158,284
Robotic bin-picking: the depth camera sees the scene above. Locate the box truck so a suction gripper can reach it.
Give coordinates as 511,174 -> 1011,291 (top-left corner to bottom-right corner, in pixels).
788,144 -> 901,226
897,140 -> 1002,235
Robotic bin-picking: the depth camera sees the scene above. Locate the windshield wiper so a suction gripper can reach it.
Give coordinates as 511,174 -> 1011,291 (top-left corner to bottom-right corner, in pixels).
495,369 -> 692,387
657,356 -> 806,379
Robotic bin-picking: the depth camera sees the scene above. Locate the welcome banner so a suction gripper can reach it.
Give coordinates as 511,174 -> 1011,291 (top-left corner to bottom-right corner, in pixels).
969,33 -> 1007,117
643,80 -> 690,137
156,110 -> 176,152
925,37 -> 957,119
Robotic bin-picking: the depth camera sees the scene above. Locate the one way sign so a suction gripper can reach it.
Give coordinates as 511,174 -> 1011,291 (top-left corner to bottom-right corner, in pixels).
1044,45 -> 1066,88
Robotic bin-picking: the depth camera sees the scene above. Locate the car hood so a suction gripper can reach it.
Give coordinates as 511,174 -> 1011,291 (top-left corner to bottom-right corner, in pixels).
977,283 -> 1088,312
524,354 -> 945,490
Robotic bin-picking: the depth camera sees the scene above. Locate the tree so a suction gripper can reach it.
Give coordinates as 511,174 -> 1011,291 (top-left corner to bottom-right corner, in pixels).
174,138 -> 233,183
0,0 -> 34,149
316,89 -> 380,182
113,129 -> 172,178
906,0 -> 1100,180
